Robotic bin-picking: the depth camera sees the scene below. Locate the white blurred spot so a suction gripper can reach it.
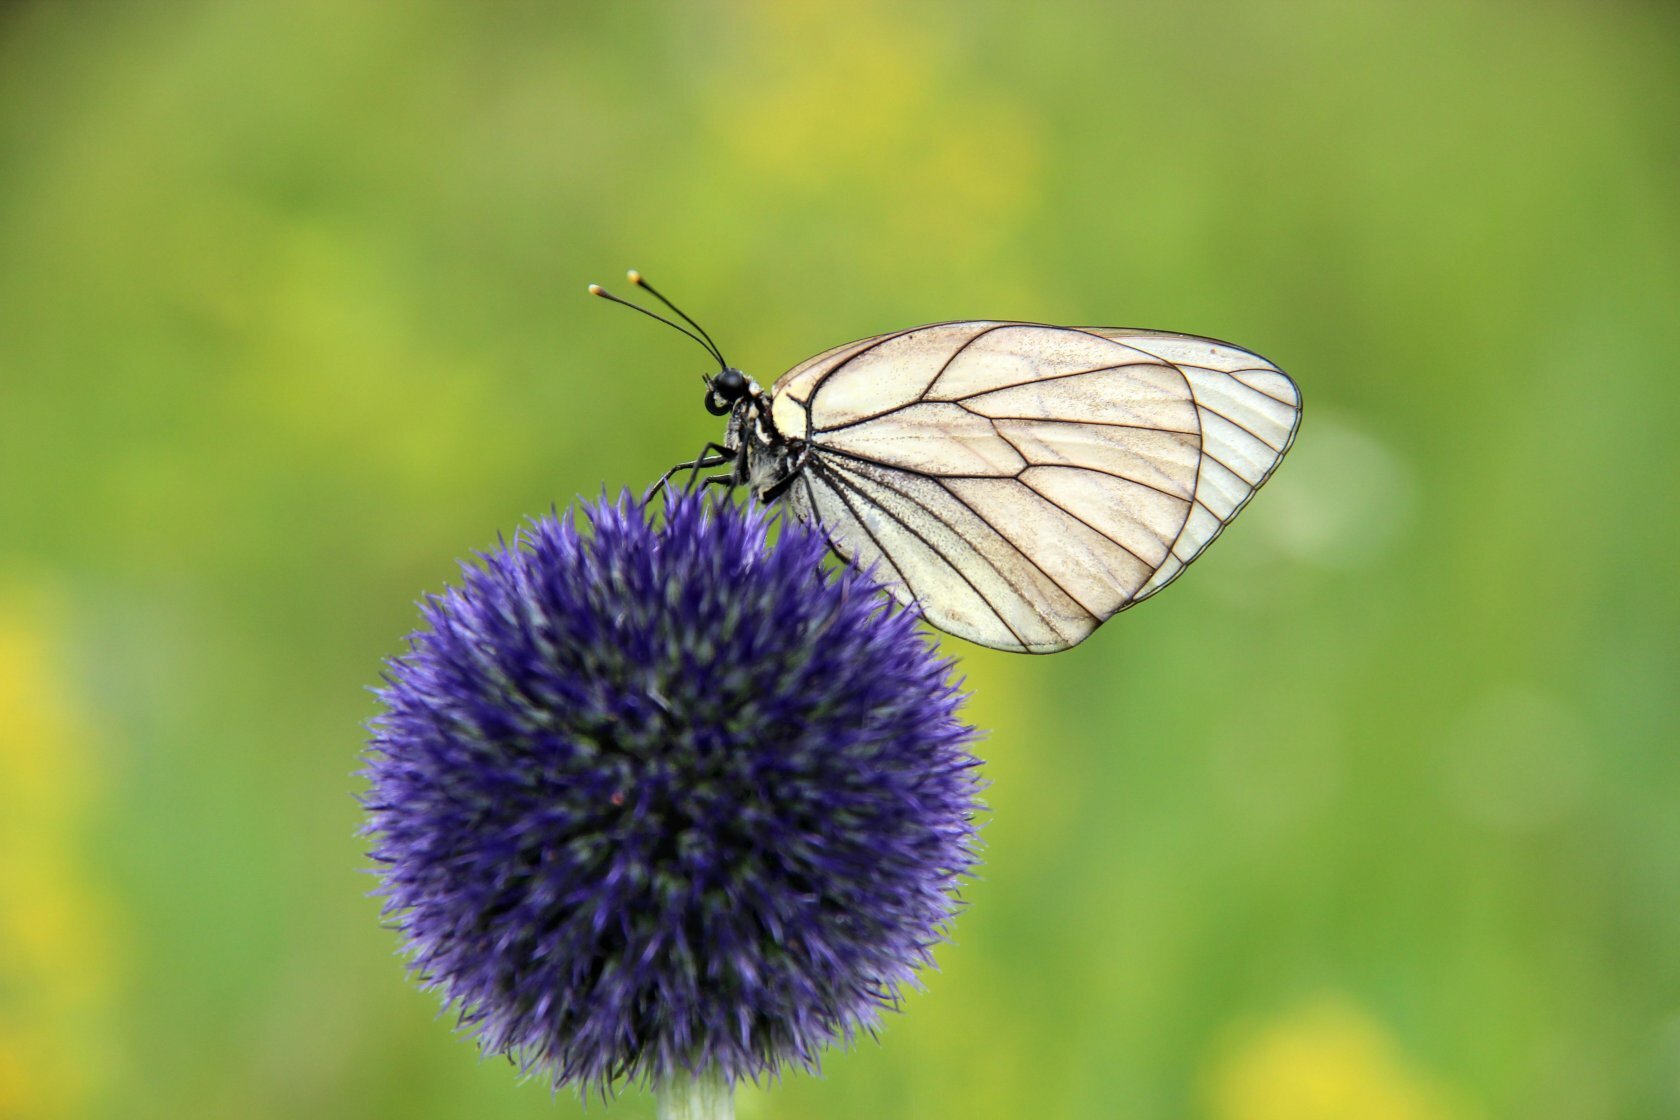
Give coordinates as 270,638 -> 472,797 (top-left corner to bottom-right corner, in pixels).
1440,686 -> 1595,833
1257,411 -> 1415,569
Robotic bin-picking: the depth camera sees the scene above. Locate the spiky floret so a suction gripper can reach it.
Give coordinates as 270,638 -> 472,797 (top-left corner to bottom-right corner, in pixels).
362,490 -> 981,1094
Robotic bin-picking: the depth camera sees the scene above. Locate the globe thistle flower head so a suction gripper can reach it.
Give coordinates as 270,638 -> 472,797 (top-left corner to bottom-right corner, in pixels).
363,489 -> 982,1095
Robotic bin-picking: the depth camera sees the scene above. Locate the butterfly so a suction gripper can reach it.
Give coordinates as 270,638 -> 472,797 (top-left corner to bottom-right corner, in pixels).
592,272 -> 1301,654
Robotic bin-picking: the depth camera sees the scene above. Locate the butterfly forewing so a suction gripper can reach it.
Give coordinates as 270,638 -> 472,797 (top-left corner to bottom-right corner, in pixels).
772,321 -> 1300,653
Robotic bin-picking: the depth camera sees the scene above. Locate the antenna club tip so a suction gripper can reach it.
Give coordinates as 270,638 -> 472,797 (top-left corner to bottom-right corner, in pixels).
587,283 -> 606,296
627,269 -> 644,285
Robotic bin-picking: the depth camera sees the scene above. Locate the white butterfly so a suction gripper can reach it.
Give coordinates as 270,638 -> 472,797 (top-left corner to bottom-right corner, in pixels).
594,275 -> 1301,654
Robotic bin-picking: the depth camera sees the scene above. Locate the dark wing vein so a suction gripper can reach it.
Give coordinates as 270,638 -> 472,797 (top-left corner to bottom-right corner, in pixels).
799,326 -> 920,413
814,459 -> 1032,649
1218,368 -> 1297,405
807,322 -> 1021,434
952,404 -> 1199,436
831,455 -> 1096,625
933,321 -> 1014,384
1112,338 -> 1296,447
1194,402 -> 1284,453
1199,447 -> 1256,487
1144,339 -> 1204,595
800,472 -> 908,591
1018,473 -> 1173,573
927,476 -> 1105,620
803,320 -> 1017,420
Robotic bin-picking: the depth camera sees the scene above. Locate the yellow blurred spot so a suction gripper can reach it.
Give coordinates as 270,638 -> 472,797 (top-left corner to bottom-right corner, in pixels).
713,4 -> 927,184
232,221 -> 518,500
1204,997 -> 1478,1120
708,1 -> 1040,256
0,1027 -> 36,1116
0,582 -> 120,1118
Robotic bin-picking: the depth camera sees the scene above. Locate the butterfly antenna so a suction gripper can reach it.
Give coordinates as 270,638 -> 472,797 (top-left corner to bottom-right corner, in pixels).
628,270 -> 730,369
587,283 -> 725,368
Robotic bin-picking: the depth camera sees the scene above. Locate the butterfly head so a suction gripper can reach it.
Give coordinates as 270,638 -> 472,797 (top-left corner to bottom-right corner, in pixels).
704,367 -> 749,416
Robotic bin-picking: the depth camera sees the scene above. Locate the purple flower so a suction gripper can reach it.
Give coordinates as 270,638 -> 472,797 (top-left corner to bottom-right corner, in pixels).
361,490 -> 982,1096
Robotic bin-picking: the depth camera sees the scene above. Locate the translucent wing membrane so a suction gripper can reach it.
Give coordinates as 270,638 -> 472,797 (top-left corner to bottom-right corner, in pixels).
774,322 -> 1301,653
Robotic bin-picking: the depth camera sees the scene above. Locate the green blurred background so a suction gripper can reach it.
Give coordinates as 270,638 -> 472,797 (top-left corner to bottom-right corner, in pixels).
2,1 -> 1677,1117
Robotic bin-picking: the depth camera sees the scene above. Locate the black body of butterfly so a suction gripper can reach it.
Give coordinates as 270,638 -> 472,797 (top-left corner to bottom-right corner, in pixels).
591,272 -> 1301,654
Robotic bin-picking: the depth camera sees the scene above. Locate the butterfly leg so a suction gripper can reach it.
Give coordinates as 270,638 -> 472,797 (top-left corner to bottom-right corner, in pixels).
758,471 -> 801,503
646,443 -> 737,501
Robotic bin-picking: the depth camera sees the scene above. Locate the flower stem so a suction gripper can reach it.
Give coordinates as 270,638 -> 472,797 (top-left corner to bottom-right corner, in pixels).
656,1069 -> 734,1120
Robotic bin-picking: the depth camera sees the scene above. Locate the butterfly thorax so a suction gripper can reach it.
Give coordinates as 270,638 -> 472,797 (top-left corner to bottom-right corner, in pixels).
724,385 -> 807,501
